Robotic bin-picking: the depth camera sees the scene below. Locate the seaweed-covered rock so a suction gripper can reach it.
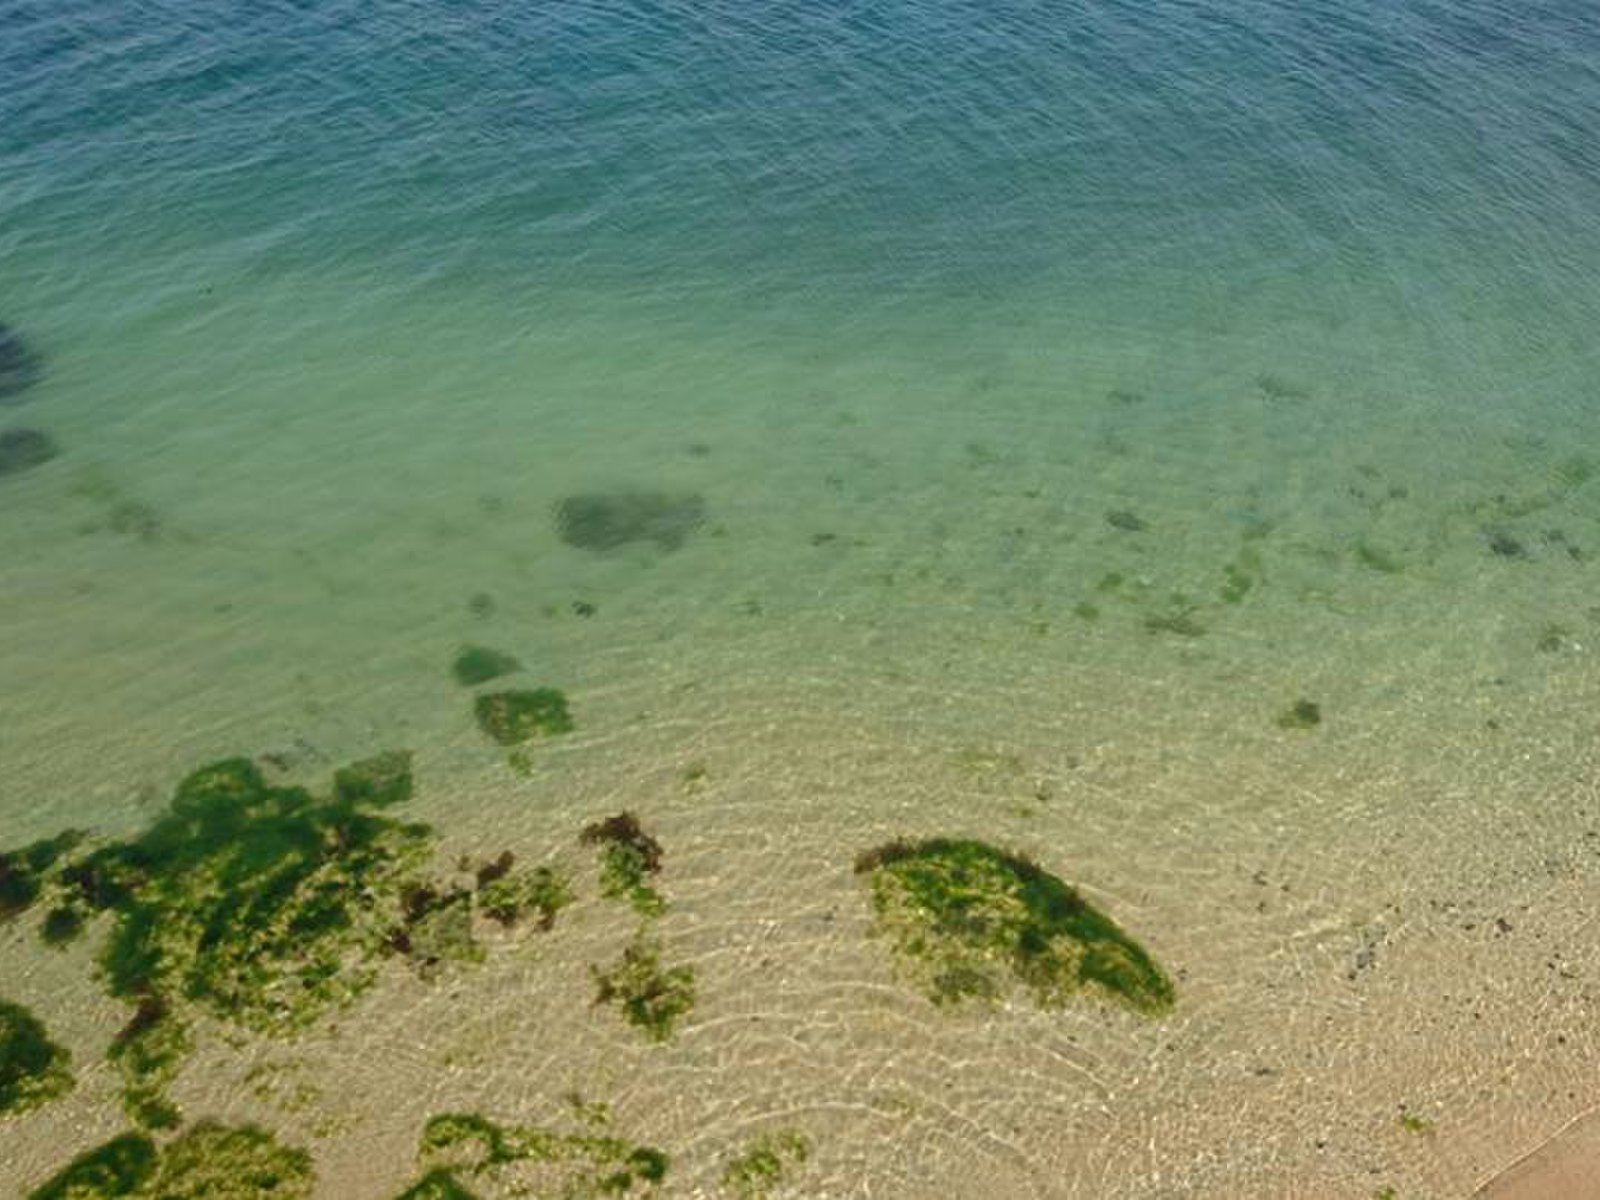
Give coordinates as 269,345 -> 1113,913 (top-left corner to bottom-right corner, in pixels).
855,838 -> 1174,1014
451,646 -> 521,687
25,1123 -> 312,1200
0,428 -> 59,476
0,323 -> 44,401
47,753 -> 431,1124
402,1110 -> 667,1198
592,934 -> 696,1042
474,689 -> 573,745
0,997 -> 74,1116
25,1132 -> 156,1200
150,1120 -> 313,1199
555,491 -> 705,551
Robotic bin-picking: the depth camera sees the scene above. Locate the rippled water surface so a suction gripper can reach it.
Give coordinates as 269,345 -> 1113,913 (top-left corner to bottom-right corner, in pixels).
4,2 -> 1600,1196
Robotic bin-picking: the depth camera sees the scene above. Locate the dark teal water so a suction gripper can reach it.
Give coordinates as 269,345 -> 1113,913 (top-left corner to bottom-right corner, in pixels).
6,0 -> 1600,325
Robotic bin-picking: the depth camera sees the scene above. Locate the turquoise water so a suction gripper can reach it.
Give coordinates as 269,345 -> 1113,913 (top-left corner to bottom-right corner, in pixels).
5,3 -> 1600,1196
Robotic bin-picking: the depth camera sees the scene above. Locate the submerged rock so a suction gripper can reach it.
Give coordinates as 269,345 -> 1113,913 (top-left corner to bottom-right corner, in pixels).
555,490 -> 705,551
855,837 -> 1175,1014
0,428 -> 60,477
0,323 -> 43,402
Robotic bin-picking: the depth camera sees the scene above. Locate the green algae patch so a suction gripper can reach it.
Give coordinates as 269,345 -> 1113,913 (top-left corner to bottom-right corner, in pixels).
107,997 -> 189,1129
1,830 -> 85,920
150,1120 -> 313,1199
64,754 -> 431,1026
333,750 -> 415,808
722,1130 -> 811,1198
27,1123 -> 312,1200
476,864 -> 572,930
0,997 -> 74,1116
26,1132 -> 156,1200
402,1110 -> 668,1197
474,689 -> 573,745
581,813 -> 664,916
451,646 -> 522,687
592,935 -> 696,1042
396,1168 -> 482,1200
45,753 -> 432,1124
855,838 -> 1174,1015
1276,699 -> 1322,730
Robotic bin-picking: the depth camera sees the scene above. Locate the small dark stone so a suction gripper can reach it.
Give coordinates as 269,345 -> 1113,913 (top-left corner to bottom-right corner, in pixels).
555,491 -> 705,551
0,323 -> 44,401
0,428 -> 59,476
1106,509 -> 1147,532
1487,530 -> 1527,559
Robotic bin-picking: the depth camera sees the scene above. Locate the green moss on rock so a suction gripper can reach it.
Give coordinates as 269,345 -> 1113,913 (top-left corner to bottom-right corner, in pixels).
107,996 -> 189,1129
474,689 -> 573,745
854,838 -> 1174,1015
451,646 -> 522,687
26,1132 -> 156,1200
0,997 -> 74,1116
404,1110 -> 668,1196
592,935 -> 696,1042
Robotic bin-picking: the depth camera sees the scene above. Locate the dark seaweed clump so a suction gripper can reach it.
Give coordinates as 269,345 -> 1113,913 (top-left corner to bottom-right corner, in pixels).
474,689 -> 573,745
1276,699 -> 1322,730
398,1110 -> 668,1197
451,645 -> 521,687
855,837 -> 1174,1014
0,428 -> 60,476
0,830 -> 83,920
722,1130 -> 812,1199
0,322 -> 44,401
25,1132 -> 155,1200
580,812 -> 664,916
555,491 -> 705,551
25,1122 -> 312,1200
0,997 -> 74,1116
592,935 -> 696,1042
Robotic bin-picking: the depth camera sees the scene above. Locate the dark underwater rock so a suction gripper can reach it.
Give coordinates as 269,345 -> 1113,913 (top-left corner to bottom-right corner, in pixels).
0,428 -> 59,476
0,323 -> 44,402
555,490 -> 705,551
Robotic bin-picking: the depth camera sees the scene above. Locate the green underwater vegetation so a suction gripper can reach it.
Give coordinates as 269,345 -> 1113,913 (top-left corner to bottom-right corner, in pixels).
721,1130 -> 811,1198
581,813 -> 665,917
0,997 -> 73,1117
474,689 -> 574,746
451,646 -> 522,688
592,935 -> 696,1042
25,1122 -> 312,1200
20,752 -> 436,1125
397,1110 -> 668,1198
0,830 -> 84,921
1276,699 -> 1322,730
855,838 -> 1174,1015
555,491 -> 706,552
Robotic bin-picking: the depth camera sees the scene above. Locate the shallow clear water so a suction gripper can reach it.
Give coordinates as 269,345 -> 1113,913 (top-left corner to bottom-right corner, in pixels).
4,2 -> 1600,1196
